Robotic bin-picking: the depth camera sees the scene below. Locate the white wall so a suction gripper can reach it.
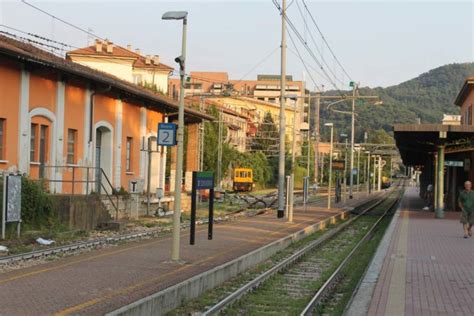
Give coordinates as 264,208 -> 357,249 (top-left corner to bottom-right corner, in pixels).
69,56 -> 134,83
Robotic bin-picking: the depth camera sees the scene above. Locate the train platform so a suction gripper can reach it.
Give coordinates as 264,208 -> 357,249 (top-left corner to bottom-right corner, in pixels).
351,186 -> 474,316
0,190 -> 380,315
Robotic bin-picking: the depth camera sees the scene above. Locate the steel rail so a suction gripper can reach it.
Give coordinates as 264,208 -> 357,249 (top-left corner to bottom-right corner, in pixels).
0,191 -> 313,265
300,186 -> 402,315
202,190 -> 394,316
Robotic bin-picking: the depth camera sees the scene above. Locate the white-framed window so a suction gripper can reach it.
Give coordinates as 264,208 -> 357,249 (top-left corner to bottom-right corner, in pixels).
126,137 -> 133,172
30,123 -> 37,162
0,118 -> 5,160
67,129 -> 77,165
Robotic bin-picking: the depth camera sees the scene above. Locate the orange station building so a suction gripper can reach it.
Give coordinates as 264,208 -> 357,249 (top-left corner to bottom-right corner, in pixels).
0,35 -> 210,195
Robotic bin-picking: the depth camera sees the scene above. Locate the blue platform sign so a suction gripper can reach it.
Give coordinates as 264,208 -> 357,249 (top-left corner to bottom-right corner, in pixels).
157,123 -> 177,146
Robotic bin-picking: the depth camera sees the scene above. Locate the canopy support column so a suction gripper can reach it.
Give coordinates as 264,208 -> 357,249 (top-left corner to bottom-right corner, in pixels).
435,145 -> 445,218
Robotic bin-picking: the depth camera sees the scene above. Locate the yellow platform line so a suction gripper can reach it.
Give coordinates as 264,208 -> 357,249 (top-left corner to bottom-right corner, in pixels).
384,204 -> 410,315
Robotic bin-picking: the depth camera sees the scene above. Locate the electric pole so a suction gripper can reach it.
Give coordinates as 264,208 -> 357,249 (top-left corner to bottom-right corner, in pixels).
349,83 -> 356,198
217,109 -> 223,191
314,92 -> 320,184
277,0 -> 287,219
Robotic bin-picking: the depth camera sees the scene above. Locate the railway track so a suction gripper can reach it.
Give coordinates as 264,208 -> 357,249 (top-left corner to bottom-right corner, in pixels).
0,189 -> 330,265
198,184 -> 403,316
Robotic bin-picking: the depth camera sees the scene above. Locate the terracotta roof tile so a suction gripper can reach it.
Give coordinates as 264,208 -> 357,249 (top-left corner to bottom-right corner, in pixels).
67,42 -> 173,71
0,34 -> 211,122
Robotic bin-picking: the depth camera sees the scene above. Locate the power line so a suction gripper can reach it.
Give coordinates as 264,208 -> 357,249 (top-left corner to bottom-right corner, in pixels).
301,0 -> 353,81
0,24 -> 78,49
286,31 -> 322,92
21,0 -> 105,41
0,30 -> 65,56
273,1 -> 347,94
237,46 -> 280,81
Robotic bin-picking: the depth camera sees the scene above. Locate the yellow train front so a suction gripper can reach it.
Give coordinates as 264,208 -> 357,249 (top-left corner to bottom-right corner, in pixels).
382,176 -> 391,189
233,168 -> 254,192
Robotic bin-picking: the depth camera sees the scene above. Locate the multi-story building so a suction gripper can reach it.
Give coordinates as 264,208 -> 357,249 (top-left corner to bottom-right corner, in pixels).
67,40 -> 173,94
169,72 -> 308,153
0,35 -> 209,196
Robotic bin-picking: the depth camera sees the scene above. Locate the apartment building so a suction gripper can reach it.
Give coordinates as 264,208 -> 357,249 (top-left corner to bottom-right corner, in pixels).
67,40 -> 173,94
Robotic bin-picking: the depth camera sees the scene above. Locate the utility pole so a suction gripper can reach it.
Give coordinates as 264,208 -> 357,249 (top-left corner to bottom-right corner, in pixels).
199,96 -> 205,172
378,155 -> 382,191
349,82 -> 357,199
343,137 -> 348,203
306,94 -> 311,179
217,109 -> 223,191
356,146 -> 360,192
373,155 -> 377,192
325,123 -> 334,209
314,92 -> 320,184
288,99 -> 297,223
366,151 -> 371,194
277,0 -> 287,219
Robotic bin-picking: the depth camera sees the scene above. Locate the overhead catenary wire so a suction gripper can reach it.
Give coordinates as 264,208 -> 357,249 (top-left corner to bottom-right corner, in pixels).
273,0 -> 347,96
21,0 -> 106,41
293,0 -> 338,81
0,30 -> 66,56
286,31 -> 323,92
301,0 -> 353,82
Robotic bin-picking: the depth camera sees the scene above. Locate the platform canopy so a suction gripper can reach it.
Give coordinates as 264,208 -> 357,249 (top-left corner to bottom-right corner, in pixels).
393,124 -> 474,166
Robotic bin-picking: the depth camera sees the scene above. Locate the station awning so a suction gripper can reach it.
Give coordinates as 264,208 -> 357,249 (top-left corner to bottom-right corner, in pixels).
393,124 -> 474,166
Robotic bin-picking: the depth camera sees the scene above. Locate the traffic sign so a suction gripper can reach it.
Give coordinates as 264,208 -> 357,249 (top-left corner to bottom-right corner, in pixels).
157,123 -> 177,146
352,168 -> 358,175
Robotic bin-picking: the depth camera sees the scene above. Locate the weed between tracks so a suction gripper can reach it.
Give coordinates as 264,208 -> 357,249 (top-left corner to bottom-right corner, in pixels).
167,189 -> 402,316
314,191 -> 403,315
166,218 -> 346,316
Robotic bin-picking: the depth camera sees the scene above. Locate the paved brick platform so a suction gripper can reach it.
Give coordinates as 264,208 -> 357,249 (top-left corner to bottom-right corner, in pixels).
0,190 -> 379,315
368,187 -> 474,315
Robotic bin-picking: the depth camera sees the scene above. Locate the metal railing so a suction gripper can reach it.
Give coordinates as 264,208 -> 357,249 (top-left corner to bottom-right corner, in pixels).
31,165 -> 120,220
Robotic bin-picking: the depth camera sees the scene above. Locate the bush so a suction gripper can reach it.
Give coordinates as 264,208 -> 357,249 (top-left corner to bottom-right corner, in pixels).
20,177 -> 54,229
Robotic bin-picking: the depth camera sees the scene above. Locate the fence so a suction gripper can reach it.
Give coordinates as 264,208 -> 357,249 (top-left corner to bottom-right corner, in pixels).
30,166 -> 119,219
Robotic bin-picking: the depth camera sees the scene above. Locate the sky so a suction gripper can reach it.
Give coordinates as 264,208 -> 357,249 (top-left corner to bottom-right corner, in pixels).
0,0 -> 472,90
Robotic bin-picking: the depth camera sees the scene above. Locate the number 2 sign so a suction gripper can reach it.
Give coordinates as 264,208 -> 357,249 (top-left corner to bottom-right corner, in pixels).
157,123 -> 177,146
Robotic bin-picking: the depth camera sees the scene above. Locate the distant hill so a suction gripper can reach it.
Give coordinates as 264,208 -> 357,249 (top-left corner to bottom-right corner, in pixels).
318,62 -> 474,142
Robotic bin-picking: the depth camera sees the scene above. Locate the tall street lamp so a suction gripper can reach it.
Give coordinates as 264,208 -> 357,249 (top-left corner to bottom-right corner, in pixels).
325,123 -> 334,209
365,150 -> 371,194
340,133 -> 348,202
162,10 -> 188,262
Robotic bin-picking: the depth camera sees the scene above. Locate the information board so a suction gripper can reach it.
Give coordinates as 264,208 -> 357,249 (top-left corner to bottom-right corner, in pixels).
195,171 -> 214,190
445,160 -> 463,167
157,123 -> 177,146
5,175 -> 21,222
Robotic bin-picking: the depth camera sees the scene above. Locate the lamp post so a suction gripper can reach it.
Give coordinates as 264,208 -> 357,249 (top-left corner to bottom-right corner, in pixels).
365,151 -> 371,194
356,145 -> 360,192
373,155 -> 378,193
325,123 -> 334,209
340,133 -> 348,202
162,10 -> 188,262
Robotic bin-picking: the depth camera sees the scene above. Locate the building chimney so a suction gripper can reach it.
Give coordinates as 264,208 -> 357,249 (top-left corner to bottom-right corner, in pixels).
152,55 -> 160,65
145,55 -> 151,65
106,42 -> 114,54
127,44 -> 132,51
135,48 -> 141,55
95,39 -> 102,53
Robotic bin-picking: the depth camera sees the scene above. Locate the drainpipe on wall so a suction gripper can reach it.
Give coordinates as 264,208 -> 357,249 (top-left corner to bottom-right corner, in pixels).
89,86 -> 112,143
